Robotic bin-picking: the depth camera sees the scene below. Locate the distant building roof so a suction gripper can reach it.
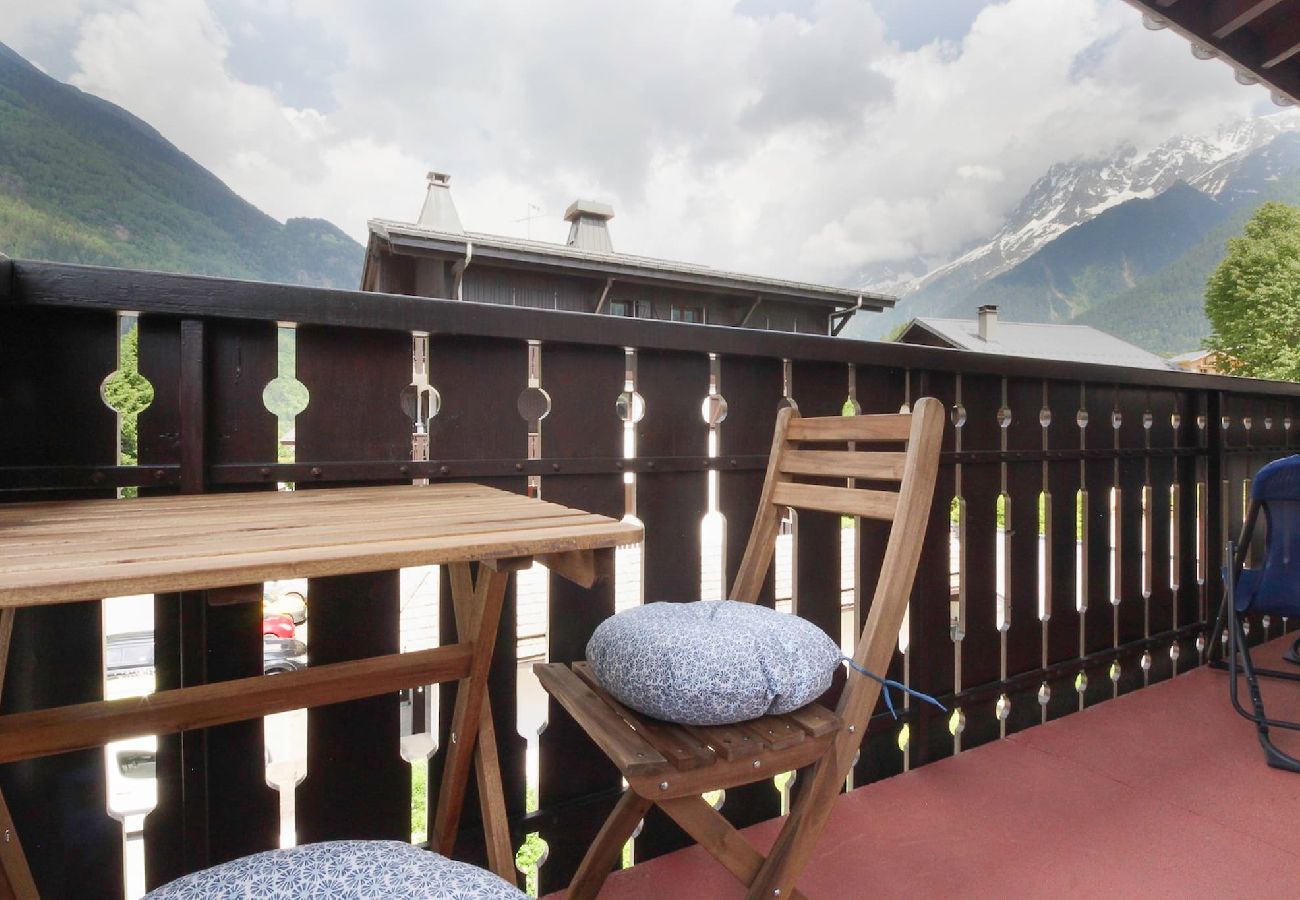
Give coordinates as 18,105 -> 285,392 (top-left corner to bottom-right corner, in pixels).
900,316 -> 1175,370
369,217 -> 891,311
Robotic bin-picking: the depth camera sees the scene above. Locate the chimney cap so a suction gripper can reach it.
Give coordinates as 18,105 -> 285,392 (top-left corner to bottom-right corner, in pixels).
418,170 -> 464,234
564,199 -> 615,222
976,304 -> 997,342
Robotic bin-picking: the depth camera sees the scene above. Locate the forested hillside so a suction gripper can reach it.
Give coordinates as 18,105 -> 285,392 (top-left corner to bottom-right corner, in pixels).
0,41 -> 362,287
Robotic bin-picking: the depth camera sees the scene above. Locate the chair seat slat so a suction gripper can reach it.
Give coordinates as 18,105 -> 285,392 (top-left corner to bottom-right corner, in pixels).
533,663 -> 667,774
772,482 -> 898,520
740,715 -> 805,750
682,722 -> 767,760
783,704 -> 841,738
572,662 -> 716,771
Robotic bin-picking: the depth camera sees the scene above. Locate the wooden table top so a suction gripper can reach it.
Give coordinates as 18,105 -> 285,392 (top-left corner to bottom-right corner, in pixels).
0,483 -> 642,608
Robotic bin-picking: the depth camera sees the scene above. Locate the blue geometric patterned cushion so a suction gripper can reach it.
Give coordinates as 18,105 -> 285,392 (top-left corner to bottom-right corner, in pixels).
586,600 -> 841,726
142,840 -> 527,899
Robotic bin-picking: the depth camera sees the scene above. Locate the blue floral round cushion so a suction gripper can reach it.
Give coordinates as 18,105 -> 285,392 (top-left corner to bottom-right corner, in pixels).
586,600 -> 841,726
142,840 -> 527,899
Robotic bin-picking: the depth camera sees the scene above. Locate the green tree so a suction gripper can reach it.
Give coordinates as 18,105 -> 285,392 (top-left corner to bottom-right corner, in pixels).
1205,202 -> 1300,380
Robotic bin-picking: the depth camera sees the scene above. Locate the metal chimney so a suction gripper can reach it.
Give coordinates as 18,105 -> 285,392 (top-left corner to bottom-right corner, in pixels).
564,200 -> 615,252
417,172 -> 464,234
977,304 -> 998,342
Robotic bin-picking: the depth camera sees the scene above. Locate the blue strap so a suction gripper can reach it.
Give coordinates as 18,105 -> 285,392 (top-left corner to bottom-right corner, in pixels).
841,656 -> 947,720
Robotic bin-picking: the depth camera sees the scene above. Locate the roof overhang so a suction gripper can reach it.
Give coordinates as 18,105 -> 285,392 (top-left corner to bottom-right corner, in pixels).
366,226 -> 892,312
1124,0 -> 1300,107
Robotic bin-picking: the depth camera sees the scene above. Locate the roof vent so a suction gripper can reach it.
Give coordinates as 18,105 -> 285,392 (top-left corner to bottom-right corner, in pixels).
564,199 -> 615,253
418,171 -> 464,234
977,304 -> 998,342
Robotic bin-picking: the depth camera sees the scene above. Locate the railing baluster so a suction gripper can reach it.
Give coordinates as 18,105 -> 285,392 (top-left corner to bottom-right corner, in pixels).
715,355 -> 784,833
628,348 -> 709,864
851,364 -> 909,783
1045,381 -> 1080,720
536,342 -> 625,894
425,334 -> 528,867
1004,378 -> 1043,735
295,325 -> 411,844
0,306 -> 123,897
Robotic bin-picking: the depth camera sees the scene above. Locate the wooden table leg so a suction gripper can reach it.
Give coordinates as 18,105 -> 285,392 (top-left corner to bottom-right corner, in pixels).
0,609 -> 39,900
432,562 -> 511,870
473,695 -> 516,883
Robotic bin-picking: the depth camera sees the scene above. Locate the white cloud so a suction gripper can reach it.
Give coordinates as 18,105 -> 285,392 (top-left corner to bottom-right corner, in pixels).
4,0 -> 1288,287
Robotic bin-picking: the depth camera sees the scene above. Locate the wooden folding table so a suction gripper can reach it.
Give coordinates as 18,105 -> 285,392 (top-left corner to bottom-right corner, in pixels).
0,483 -> 641,896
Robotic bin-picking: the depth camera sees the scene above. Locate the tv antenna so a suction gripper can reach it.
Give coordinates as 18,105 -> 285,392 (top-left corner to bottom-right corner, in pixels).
513,203 -> 543,239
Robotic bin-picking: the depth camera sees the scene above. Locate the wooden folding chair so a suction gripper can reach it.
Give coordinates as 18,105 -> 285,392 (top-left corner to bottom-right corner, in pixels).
536,396 -> 944,899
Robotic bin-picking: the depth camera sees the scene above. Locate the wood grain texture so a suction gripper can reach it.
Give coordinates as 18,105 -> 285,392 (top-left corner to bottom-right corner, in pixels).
472,694 -> 517,884
0,644 -> 473,764
771,482 -> 898,520
748,396 -> 945,900
534,663 -> 667,774
658,796 -> 808,900
780,449 -> 907,480
434,565 -> 509,856
0,484 -> 641,607
572,662 -> 715,771
0,611 -> 11,699
787,414 -> 911,442
728,406 -> 795,603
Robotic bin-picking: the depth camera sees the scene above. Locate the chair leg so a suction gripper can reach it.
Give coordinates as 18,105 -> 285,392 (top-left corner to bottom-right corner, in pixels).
657,796 -> 804,900
745,755 -> 845,900
566,791 -> 651,900
1207,588 -> 1230,665
1284,634 -> 1300,667
1229,604 -> 1300,773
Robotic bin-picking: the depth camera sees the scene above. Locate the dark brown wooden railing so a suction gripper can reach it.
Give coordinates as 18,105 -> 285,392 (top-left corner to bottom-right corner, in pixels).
1,259 -> 1297,897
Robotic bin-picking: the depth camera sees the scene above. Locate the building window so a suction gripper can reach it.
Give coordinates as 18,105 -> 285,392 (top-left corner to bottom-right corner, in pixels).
608,299 -> 632,317
671,305 -> 702,324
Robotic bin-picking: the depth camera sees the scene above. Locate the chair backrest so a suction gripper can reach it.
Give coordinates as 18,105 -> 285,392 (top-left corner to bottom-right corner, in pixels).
1238,454 -> 1300,616
729,397 -> 945,649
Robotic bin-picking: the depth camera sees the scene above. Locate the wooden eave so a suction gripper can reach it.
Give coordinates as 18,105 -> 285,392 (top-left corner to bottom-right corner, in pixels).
367,233 -> 886,312
1125,0 -> 1300,105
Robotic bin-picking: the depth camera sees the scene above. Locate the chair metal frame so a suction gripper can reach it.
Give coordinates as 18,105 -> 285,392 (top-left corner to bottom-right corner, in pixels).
1211,484 -> 1300,773
537,397 -> 945,898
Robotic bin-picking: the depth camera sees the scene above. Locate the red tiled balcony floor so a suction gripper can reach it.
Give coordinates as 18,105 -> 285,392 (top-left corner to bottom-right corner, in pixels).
573,634 -> 1300,899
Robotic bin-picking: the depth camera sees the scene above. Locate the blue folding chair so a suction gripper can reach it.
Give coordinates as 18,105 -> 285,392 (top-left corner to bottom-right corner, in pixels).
1215,453 -> 1300,773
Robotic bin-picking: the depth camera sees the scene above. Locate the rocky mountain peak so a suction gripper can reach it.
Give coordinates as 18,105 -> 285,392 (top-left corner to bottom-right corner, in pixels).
869,114 -> 1299,299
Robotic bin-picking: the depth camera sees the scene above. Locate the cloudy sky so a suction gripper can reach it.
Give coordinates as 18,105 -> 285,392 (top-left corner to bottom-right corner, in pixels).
0,0 -> 1285,286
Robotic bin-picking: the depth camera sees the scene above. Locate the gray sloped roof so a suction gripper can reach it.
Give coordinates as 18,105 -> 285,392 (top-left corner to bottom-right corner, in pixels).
368,218 -> 892,310
905,317 -> 1175,370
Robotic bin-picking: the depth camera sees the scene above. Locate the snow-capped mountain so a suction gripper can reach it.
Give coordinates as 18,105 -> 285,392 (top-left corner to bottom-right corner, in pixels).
894,114 -> 1299,300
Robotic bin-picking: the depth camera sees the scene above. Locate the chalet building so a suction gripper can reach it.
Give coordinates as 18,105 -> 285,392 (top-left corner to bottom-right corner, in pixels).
896,304 -> 1175,370
361,173 -> 891,334
1169,348 -> 1238,375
